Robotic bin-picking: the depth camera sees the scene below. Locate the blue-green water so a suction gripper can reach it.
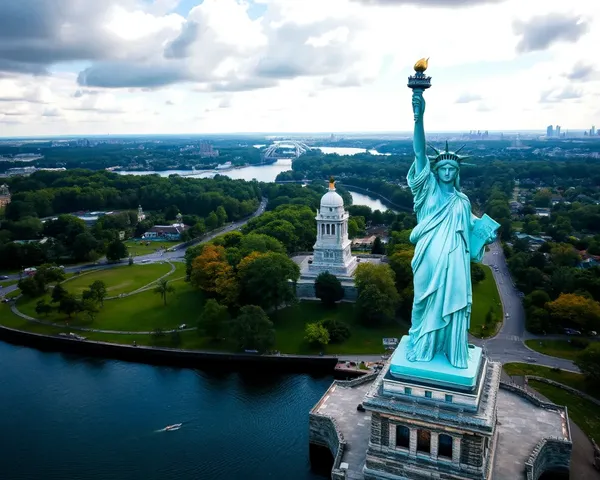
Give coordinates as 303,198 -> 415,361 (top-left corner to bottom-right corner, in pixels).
0,341 -> 332,480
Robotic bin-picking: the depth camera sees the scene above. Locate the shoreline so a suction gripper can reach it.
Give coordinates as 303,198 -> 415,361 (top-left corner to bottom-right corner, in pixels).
0,323 -> 344,375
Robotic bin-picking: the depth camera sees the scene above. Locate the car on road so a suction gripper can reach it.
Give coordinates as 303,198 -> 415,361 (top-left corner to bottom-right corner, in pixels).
0,275 -> 8,280
564,328 -> 582,335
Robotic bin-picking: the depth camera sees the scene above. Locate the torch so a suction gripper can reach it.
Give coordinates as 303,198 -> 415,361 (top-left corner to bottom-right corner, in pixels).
407,58 -> 431,122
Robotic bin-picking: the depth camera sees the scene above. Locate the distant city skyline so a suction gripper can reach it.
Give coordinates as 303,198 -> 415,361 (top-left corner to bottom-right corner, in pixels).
0,0 -> 597,137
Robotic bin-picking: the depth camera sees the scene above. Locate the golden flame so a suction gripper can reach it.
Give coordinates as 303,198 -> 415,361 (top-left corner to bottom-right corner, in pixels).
414,58 -> 429,73
329,176 -> 335,189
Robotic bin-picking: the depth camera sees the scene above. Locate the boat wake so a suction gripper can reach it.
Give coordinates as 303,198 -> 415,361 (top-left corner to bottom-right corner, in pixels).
156,423 -> 182,433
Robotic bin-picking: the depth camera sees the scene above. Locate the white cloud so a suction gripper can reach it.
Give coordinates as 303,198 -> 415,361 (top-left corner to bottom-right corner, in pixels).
0,0 -> 598,136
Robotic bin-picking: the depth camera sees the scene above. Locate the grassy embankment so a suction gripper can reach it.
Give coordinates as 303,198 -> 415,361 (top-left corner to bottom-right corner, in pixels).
469,265 -> 502,338
124,240 -> 181,257
524,339 -> 597,361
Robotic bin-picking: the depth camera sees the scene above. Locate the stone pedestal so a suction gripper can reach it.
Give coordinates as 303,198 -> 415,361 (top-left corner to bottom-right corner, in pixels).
362,356 -> 501,480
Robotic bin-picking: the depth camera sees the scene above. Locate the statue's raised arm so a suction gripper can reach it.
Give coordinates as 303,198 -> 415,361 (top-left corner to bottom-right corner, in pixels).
412,92 -> 427,174
407,58 -> 431,176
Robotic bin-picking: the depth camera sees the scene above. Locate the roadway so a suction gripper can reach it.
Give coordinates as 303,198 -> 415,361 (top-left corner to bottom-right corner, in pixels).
474,241 -> 578,371
0,198 -> 268,297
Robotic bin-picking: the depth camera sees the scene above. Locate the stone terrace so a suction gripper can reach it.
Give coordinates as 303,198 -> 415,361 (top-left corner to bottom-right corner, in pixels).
313,380 -> 373,479
493,387 -> 570,480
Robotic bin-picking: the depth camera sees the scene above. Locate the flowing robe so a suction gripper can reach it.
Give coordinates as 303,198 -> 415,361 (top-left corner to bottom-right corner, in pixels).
406,160 -> 480,369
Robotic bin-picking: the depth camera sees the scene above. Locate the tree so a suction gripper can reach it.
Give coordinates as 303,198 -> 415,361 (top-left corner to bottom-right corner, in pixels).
470,263 -> 486,285
322,317 -> 351,343
51,284 -> 68,303
154,278 -> 175,306
90,280 -> 107,306
205,211 -> 219,230
305,322 -> 330,347
354,263 -> 400,325
190,244 -> 228,293
371,236 -> 385,254
81,298 -> 100,321
238,252 -> 300,311
546,293 -> 600,331
18,276 -> 46,298
58,294 -> 82,318
314,272 -> 344,307
229,305 -> 275,352
198,299 -> 229,341
106,239 -> 128,262
575,342 -> 600,382
35,299 -> 53,317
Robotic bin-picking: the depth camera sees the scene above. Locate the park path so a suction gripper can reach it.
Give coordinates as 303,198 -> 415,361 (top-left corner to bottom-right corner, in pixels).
9,260 -> 195,336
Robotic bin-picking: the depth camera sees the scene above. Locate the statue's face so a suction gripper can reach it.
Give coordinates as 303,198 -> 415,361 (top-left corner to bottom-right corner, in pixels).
437,164 -> 458,184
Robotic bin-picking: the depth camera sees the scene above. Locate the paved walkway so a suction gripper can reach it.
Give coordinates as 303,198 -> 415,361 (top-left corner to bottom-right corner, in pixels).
314,381 -> 372,480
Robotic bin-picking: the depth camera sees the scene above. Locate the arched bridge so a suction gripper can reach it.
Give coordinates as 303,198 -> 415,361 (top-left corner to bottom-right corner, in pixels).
263,141 -> 310,160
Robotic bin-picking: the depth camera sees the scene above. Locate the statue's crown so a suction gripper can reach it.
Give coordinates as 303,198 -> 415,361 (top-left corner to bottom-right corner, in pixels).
428,141 -> 471,166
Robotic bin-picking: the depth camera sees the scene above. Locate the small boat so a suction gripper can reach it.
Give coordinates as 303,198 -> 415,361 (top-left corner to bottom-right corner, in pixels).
164,423 -> 182,431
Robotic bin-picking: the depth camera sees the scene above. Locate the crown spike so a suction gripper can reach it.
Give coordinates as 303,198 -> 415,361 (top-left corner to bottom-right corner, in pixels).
427,144 -> 440,155
454,144 -> 467,155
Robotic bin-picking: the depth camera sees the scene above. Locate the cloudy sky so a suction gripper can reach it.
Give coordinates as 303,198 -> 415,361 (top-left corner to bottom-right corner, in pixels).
0,0 -> 597,137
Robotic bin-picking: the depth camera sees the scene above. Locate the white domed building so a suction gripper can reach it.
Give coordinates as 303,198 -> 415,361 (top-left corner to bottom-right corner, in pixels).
294,177 -> 382,300
308,178 -> 357,277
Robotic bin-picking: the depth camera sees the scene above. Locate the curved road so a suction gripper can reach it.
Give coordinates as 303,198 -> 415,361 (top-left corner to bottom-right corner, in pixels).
0,198 -> 267,298
474,241 -> 578,371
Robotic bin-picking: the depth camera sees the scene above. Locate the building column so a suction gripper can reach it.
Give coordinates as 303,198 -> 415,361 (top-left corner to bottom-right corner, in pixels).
452,437 -> 461,464
430,432 -> 439,460
389,423 -> 396,448
409,429 -> 418,456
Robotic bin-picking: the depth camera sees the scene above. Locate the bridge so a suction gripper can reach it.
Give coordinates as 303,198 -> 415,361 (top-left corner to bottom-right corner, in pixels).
263,141 -> 310,160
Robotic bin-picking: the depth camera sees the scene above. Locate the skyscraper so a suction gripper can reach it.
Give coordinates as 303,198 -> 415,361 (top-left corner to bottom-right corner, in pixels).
556,125 -> 561,137
546,125 -> 554,137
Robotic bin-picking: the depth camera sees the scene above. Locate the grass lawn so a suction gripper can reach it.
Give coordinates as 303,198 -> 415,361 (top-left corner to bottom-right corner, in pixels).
271,301 -> 409,355
125,240 -> 180,256
503,363 -> 600,399
470,265 -> 502,338
17,276 -> 200,331
528,380 -> 600,444
0,280 -> 18,288
524,339 -> 591,361
62,263 -> 173,297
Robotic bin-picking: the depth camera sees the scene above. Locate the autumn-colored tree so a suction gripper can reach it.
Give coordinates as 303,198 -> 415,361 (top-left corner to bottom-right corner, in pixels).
191,244 -> 239,304
190,244 -> 228,293
546,293 -> 600,331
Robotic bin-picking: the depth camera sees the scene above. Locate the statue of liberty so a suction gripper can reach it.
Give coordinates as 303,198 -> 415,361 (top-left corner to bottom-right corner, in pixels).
406,65 -> 499,369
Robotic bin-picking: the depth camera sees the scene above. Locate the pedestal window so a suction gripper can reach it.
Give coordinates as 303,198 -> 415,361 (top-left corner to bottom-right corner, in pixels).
438,434 -> 453,459
416,429 -> 431,454
332,224 -> 335,235
396,426 -> 410,449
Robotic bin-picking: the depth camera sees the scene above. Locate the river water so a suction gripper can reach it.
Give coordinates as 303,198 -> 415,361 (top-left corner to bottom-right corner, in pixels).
120,156 -> 395,212
0,341 -> 332,480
